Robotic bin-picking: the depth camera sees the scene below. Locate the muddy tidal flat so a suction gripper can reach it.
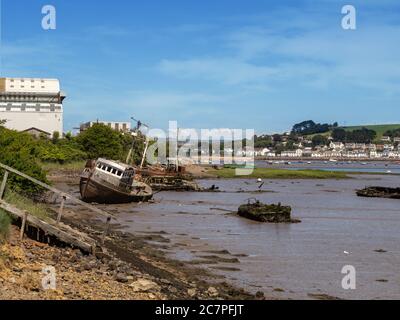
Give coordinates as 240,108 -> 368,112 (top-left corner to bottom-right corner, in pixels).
57,173 -> 400,300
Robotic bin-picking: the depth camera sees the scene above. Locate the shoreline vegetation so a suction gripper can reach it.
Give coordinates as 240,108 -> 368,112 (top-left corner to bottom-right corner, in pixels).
204,167 -> 350,179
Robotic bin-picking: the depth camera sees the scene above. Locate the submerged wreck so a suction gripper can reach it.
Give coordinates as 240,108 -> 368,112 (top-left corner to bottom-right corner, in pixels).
356,186 -> 400,199
80,159 -> 153,204
238,199 -> 300,223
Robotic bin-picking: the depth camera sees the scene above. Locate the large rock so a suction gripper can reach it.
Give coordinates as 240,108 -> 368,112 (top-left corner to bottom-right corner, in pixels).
129,279 -> 159,292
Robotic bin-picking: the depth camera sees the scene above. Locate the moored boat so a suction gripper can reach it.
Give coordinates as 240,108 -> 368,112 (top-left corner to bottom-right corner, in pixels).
80,158 -> 153,204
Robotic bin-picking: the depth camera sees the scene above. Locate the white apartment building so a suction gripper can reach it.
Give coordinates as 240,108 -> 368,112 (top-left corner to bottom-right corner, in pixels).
0,78 -> 65,137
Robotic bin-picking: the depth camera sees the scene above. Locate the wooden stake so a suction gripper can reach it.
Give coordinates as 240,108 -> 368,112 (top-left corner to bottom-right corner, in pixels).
20,212 -> 28,241
56,196 -> 66,225
101,216 -> 112,245
0,170 -> 9,200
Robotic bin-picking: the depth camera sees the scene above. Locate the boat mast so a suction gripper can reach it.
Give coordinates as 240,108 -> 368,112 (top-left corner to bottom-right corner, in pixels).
126,117 -> 149,165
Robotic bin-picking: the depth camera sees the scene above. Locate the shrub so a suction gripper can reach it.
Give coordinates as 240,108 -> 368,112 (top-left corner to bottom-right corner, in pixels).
0,127 -> 48,195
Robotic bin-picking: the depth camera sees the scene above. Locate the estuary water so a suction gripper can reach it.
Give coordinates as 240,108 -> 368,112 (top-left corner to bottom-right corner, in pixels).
114,174 -> 400,300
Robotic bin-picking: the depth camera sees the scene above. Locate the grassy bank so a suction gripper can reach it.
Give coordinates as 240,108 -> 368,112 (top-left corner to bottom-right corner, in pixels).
3,191 -> 50,221
208,167 -> 349,179
40,161 -> 86,174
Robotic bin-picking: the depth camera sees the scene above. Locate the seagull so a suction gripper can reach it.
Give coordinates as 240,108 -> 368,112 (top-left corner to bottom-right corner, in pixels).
344,251 -> 350,255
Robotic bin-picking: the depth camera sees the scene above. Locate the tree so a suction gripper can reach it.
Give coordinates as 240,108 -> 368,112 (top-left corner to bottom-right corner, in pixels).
332,128 -> 347,142
52,131 -> 60,144
312,135 -> 329,147
291,120 -> 335,135
272,134 -> 282,142
76,124 -> 124,160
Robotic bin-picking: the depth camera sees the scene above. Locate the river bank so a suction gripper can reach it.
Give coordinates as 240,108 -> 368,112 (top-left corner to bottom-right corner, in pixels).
1,194 -> 259,300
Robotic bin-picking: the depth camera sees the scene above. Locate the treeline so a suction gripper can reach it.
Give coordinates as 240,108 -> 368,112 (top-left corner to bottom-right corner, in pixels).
332,127 -> 377,143
0,122 -> 145,194
291,120 -> 338,135
384,128 -> 400,138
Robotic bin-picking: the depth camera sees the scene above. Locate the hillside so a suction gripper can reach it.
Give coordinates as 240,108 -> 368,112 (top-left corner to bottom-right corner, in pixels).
304,124 -> 400,141
341,124 -> 400,140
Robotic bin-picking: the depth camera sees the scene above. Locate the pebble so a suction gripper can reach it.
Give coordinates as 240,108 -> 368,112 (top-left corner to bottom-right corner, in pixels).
207,287 -> 218,297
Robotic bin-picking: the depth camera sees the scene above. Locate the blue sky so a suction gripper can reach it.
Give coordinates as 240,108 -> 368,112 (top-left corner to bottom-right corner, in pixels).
1,0 -> 400,134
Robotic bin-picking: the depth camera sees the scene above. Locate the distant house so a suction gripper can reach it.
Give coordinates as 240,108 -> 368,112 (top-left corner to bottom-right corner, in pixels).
383,144 -> 394,151
381,136 -> 391,142
256,148 -> 271,156
354,143 -> 366,150
393,137 -> 400,143
376,144 -> 385,151
330,142 -> 344,150
281,149 -> 303,158
22,127 -> 51,139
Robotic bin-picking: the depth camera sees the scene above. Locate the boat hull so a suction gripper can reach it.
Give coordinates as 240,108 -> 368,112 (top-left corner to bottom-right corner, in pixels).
80,177 -> 153,204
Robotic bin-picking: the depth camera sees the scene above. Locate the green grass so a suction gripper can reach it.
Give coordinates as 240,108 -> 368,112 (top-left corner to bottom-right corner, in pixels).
4,191 -> 50,221
210,167 -> 349,179
40,160 -> 85,173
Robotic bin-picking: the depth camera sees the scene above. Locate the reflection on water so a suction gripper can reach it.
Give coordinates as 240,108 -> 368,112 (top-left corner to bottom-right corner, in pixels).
113,174 -> 400,300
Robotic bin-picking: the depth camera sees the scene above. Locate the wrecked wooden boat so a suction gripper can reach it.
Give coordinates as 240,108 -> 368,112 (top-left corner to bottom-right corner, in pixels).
138,164 -> 201,191
80,159 -> 153,204
238,199 -> 300,223
356,187 -> 400,199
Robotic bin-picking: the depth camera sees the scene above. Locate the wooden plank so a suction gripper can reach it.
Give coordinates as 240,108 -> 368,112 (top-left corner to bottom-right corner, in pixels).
0,200 -> 96,253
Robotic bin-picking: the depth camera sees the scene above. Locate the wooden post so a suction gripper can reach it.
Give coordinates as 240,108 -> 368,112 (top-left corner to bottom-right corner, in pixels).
56,196 -> 66,225
20,212 -> 28,241
101,216 -> 112,245
0,170 -> 9,200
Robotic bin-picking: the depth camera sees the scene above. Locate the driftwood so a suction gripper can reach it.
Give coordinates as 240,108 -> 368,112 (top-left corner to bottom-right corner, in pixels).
0,200 -> 97,253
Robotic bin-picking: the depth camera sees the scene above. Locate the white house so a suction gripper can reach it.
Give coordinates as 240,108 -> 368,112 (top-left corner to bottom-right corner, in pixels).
281,149 -> 303,158
330,142 -> 345,150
